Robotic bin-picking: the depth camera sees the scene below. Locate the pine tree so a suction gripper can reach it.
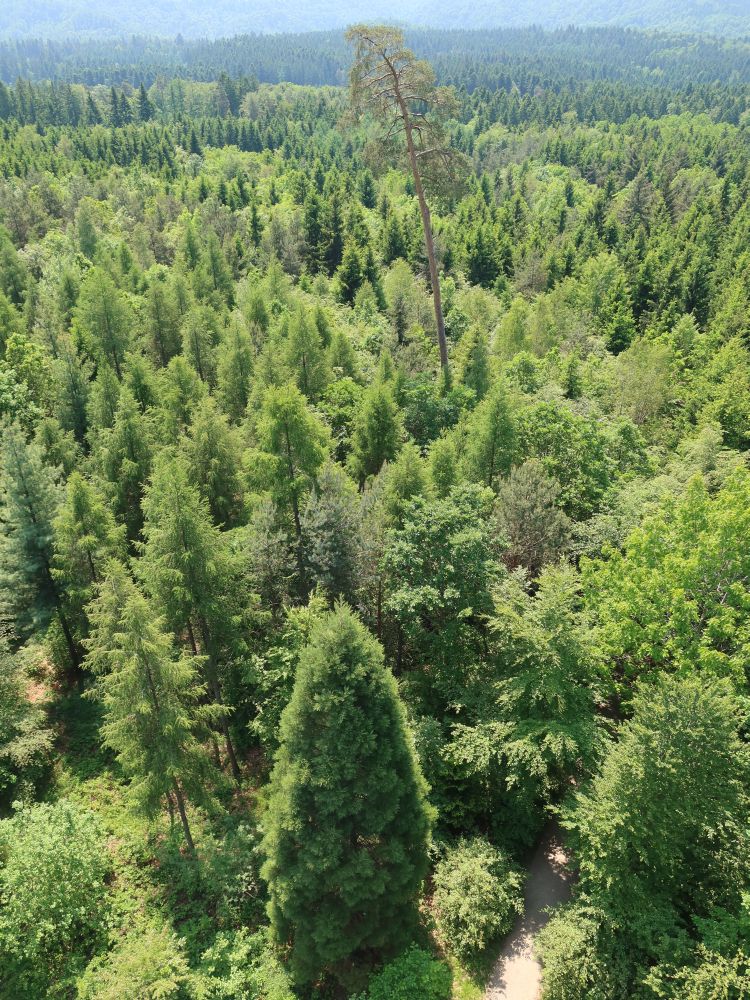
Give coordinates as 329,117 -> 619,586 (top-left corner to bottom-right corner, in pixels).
261,605 -> 433,987
87,571 -> 220,854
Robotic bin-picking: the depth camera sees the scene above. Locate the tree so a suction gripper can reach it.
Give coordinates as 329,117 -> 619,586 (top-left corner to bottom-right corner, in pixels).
433,839 -> 523,959
255,383 -> 329,583
347,25 -> 460,371
97,389 -> 154,543
349,380 -> 401,485
74,268 -> 133,379
87,573 -> 220,853
52,472 -> 126,635
496,459 -> 571,575
539,674 -> 750,998
460,381 -> 516,489
0,642 -> 53,800
184,396 -> 246,528
0,421 -> 79,666
261,605 -> 433,988
138,452 -> 243,780
301,461 -> 360,604
284,307 -> 328,402
584,470 -> 750,695
384,484 -> 498,708
217,313 -> 254,421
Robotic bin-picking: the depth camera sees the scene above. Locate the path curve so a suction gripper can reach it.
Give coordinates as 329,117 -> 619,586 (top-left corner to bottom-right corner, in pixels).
485,824 -> 571,1000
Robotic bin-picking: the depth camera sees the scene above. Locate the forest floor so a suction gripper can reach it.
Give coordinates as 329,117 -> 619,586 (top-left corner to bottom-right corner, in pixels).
485,825 -> 571,1000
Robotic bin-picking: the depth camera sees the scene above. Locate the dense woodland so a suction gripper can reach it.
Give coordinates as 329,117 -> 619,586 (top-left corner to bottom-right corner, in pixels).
1,21 -> 750,1000
1,0 -> 749,40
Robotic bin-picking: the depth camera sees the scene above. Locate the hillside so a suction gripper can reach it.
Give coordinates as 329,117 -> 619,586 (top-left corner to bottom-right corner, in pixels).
1,0 -> 748,39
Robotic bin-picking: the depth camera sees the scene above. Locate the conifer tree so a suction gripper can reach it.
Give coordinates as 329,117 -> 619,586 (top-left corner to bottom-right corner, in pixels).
262,605 -> 433,987
347,25 -> 460,371
0,421 -> 79,665
460,380 -> 516,489
184,396 -> 246,528
301,462 -> 360,604
74,268 -> 133,379
145,275 -> 182,367
256,383 -> 329,582
87,573 -> 220,854
217,313 -> 254,421
138,452 -> 243,780
349,381 -> 401,485
97,389 -> 154,543
52,472 -> 126,634
284,308 -> 328,402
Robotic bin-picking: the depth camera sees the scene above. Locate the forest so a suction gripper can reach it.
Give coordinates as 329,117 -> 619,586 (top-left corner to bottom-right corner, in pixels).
1,0 -> 749,39
1,18 -> 750,1000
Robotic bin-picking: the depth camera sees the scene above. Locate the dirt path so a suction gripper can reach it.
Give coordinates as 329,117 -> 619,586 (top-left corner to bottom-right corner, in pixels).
485,825 -> 571,1000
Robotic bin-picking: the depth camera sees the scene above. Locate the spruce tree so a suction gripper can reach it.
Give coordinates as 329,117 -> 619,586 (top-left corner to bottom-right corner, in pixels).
301,462 -> 360,604
261,605 -> 433,987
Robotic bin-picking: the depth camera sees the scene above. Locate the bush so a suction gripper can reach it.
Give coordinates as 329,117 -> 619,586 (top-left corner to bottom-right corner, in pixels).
0,799 -> 111,993
195,927 -> 294,1000
77,924 -> 192,1000
433,838 -> 524,959
356,946 -> 452,1000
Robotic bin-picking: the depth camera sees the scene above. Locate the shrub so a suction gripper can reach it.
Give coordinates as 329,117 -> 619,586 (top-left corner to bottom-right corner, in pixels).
77,924 -> 192,1000
356,945 -> 452,1000
0,799 -> 110,993
433,838 -> 524,959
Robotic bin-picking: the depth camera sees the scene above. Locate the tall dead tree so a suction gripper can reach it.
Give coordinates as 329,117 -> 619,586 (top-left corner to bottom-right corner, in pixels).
347,25 -> 462,373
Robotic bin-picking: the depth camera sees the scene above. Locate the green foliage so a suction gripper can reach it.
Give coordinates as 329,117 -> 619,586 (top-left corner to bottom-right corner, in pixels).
433,838 -> 524,959
261,604 -> 434,987
356,945 -> 452,1000
77,923 -> 193,1000
584,470 -> 750,691
0,800 -> 110,994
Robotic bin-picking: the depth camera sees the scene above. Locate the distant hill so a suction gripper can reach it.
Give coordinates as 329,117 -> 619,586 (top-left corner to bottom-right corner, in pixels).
1,0 -> 749,39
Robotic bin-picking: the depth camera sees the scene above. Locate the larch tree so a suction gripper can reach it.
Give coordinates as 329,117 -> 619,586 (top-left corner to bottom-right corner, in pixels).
87,571 -> 220,854
52,471 -> 126,636
256,383 -> 330,587
347,25 -> 462,372
138,452 -> 243,781
261,604 -> 433,989
0,421 -> 79,668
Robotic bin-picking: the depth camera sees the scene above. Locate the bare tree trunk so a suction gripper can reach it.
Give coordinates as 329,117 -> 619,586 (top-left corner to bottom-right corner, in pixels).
172,781 -> 196,855
395,91 -> 449,371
